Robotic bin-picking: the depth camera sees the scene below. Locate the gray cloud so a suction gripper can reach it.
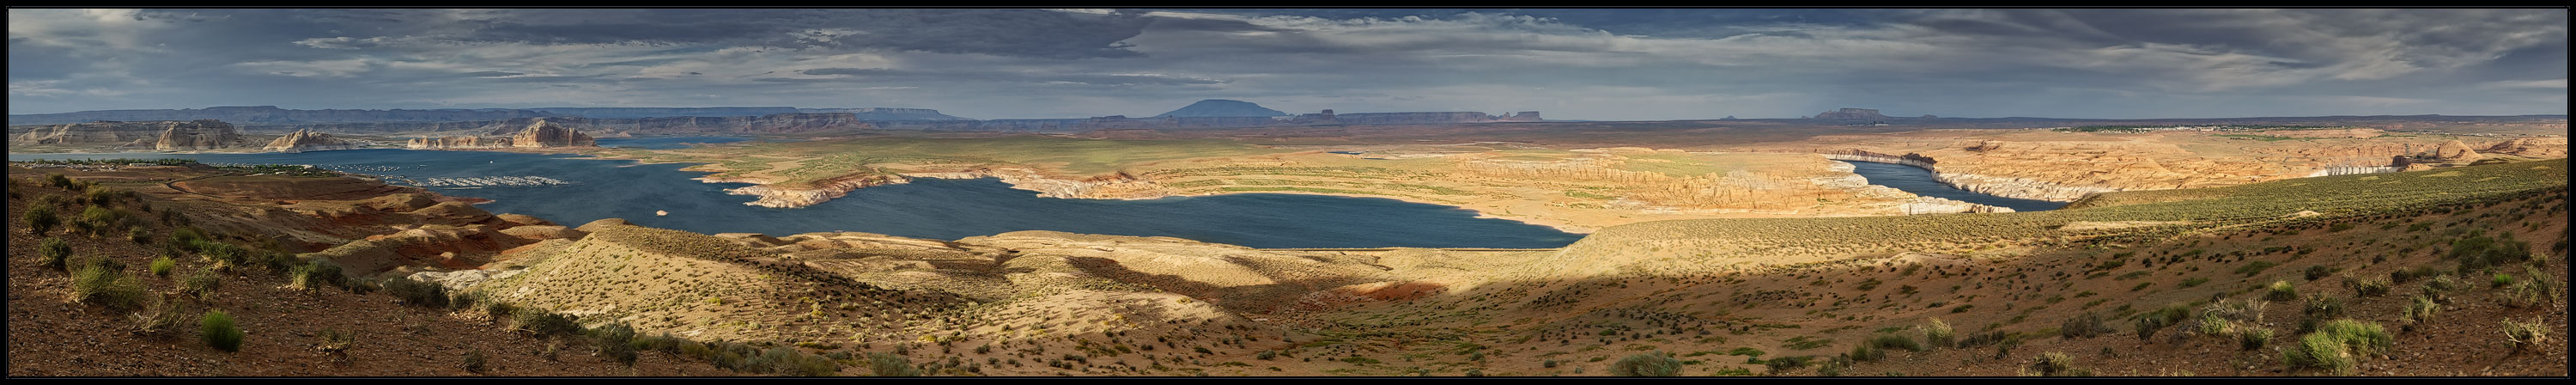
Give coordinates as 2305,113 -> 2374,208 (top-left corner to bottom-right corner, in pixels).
7,9 -> 2565,120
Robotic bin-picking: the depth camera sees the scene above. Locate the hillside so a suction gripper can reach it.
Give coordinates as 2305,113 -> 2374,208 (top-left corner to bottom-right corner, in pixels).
8,157 -> 2565,376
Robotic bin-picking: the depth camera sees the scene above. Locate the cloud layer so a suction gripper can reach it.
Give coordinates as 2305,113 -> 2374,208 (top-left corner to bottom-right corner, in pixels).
9,9 -> 2565,119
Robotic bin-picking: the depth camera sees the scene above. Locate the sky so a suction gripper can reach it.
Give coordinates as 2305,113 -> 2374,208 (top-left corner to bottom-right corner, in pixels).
7,8 -> 2567,120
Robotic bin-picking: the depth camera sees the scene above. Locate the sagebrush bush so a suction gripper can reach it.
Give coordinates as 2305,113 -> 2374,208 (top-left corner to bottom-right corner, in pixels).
514,310 -> 580,338
149,256 -> 175,277
382,278 -> 450,309
464,349 -> 489,373
286,260 -> 345,291
1923,318 -> 1956,348
1870,333 -> 1923,351
71,263 -> 146,312
180,267 -> 222,301
201,309 -> 243,351
39,237 -> 71,271
1610,351 -> 1682,376
2238,327 -> 2273,351
2502,318 -> 2550,352
867,352 -> 919,376
2060,312 -> 2109,339
2346,277 -> 2392,297
24,205 -> 59,235
2029,351 -> 2078,376
590,322 -> 640,366
1848,343 -> 1885,363
2265,280 -> 2299,302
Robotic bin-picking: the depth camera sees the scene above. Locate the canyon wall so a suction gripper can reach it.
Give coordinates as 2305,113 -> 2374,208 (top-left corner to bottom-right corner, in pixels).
10,119 -> 245,151
9,106 -> 555,125
257,113 -> 875,136
405,121 -> 595,150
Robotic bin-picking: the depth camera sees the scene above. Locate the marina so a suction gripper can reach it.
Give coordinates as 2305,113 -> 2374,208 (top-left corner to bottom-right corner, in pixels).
397,175 -> 574,188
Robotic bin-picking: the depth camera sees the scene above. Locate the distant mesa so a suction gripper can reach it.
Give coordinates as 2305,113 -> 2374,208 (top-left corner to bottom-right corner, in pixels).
1807,107 -> 1894,120
12,119 -> 245,151
1719,116 -> 1739,120
406,120 -> 597,150
1153,100 -> 1289,118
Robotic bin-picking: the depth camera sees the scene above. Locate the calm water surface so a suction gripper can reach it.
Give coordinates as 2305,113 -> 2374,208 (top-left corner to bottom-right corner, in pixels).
12,138 -> 1582,248
1838,160 -> 2065,211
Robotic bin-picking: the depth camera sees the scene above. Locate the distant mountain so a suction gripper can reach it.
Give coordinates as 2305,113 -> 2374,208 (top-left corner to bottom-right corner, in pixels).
1153,100 -> 1288,118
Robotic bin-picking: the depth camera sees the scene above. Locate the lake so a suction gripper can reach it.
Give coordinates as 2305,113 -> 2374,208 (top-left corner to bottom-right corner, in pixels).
1838,160 -> 2066,212
11,138 -> 1583,248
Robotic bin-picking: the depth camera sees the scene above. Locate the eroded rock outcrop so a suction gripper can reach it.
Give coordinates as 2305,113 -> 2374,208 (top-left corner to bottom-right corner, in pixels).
263,128 -> 364,153
2484,138 -> 2569,158
13,119 -> 244,150
405,120 -> 595,150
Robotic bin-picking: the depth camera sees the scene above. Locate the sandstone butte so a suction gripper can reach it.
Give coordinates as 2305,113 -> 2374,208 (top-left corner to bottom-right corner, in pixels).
261,128 -> 366,153
12,119 -> 246,151
405,120 -> 598,150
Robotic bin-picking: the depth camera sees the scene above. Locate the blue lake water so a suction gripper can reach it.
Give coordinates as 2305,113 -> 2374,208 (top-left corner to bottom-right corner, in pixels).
11,138 -> 1583,248
1838,161 -> 2065,212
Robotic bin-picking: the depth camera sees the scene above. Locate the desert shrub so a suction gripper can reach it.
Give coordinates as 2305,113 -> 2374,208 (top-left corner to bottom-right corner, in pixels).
129,294 -> 190,339
2502,318 -> 2550,352
1256,351 -> 1276,360
1610,351 -> 1682,376
175,267 -> 222,301
2425,274 -> 2464,293
2059,312 -> 2109,339
39,237 -> 71,271
2029,351 -> 2080,376
73,205 -> 130,236
775,349 -> 839,376
464,349 -> 489,373
1922,318 -> 1955,348
1870,333 -> 1923,351
2305,265 -> 2334,281
2400,294 -> 2441,327
1848,343 -> 1885,363
513,310 -> 580,338
149,256 -> 176,277
82,185 -> 130,207
2238,327 -> 2274,351
71,263 -> 146,312
201,309 -> 243,351
2280,319 -> 2392,376
583,321 -> 640,365
2345,277 -> 2392,297
127,227 -> 150,245
172,228 -> 211,251
306,259 -> 343,287
24,205 -> 58,235
2502,266 -> 2558,308
2133,302 -> 2195,338
381,278 -> 450,309
44,174 -> 76,188
2264,280 -> 2299,302
2301,294 -> 2346,320
866,352 -> 920,376
1762,355 -> 1810,375
1542,359 -> 1558,368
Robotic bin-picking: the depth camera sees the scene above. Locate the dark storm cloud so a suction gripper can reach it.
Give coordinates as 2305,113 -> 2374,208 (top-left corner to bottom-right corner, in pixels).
799,67 -> 1224,87
452,9 -> 1152,59
8,9 -> 2565,119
